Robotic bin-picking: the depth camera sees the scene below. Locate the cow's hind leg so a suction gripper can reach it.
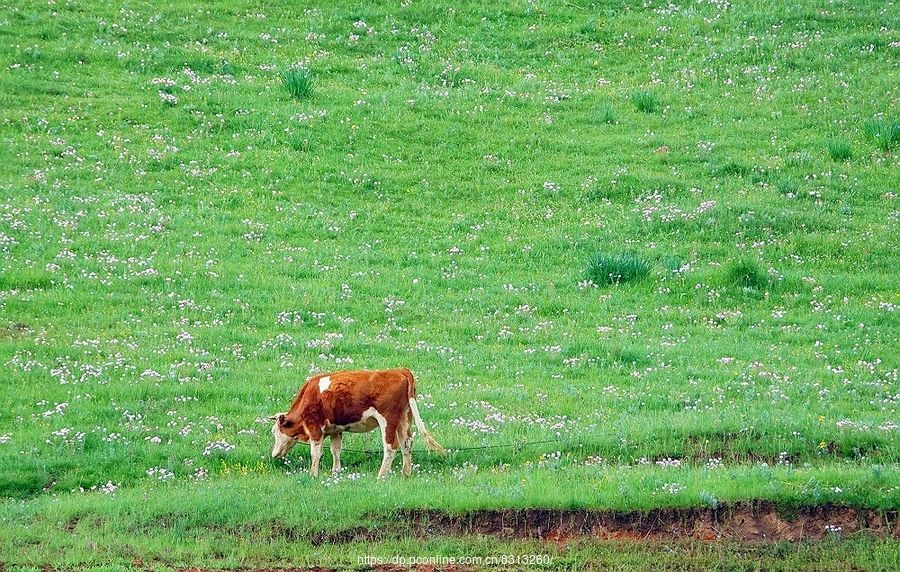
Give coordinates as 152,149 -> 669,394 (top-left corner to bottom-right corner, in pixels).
330,433 -> 343,473
399,410 -> 413,477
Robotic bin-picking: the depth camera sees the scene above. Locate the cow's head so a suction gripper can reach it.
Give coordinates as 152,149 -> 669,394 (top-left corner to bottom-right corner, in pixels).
269,413 -> 303,458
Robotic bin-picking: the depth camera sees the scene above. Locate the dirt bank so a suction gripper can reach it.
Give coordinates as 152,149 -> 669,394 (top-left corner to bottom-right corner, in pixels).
395,502 -> 898,542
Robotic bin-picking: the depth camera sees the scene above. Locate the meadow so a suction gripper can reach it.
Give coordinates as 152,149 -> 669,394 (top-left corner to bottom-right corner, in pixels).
1,0 -> 900,569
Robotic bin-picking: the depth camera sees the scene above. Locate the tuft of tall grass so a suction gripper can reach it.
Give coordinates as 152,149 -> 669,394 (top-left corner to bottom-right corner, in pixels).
585,252 -> 652,286
711,159 -> 752,178
863,118 -> 900,151
630,90 -> 658,113
598,103 -> 617,124
279,65 -> 314,100
826,138 -> 852,162
776,177 -> 802,197
725,258 -> 768,291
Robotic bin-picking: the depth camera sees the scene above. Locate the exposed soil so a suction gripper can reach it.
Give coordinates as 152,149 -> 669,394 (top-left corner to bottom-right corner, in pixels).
394,502 -> 899,543
283,501 -> 898,546
154,503 -> 896,572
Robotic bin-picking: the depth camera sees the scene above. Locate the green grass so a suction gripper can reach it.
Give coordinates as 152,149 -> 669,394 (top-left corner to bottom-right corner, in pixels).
2,0 -> 900,569
598,103 -> 617,125
584,252 -> 652,286
826,138 -> 853,162
864,118 -> 900,152
279,65 -> 314,100
629,89 -> 659,114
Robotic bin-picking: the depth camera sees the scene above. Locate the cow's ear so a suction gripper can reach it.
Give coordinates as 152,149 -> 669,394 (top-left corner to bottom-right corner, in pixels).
268,412 -> 285,421
278,414 -> 294,428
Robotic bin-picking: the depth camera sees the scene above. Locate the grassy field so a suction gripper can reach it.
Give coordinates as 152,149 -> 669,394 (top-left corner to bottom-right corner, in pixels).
2,0 -> 900,569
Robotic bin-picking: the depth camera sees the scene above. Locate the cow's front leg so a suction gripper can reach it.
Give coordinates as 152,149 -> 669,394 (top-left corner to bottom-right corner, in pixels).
330,433 -> 343,473
309,439 -> 324,478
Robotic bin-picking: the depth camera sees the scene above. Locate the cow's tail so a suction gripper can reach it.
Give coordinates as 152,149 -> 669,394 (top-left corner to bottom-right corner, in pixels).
403,368 -> 447,455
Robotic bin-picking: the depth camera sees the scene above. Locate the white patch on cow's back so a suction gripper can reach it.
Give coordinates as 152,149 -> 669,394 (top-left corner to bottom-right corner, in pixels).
318,376 -> 332,392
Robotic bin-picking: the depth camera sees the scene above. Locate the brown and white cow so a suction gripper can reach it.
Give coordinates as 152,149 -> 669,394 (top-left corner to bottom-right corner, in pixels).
270,368 -> 445,478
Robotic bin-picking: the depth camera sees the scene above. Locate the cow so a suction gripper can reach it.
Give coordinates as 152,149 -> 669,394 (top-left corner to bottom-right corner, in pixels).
270,368 -> 445,478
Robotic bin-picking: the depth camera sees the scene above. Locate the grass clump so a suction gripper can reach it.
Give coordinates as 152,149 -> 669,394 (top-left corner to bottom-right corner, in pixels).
826,139 -> 853,162
711,159 -> 752,179
598,103 -> 617,124
724,258 -> 769,291
585,252 -> 652,286
630,90 -> 658,113
280,65 -> 314,100
863,118 -> 900,151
